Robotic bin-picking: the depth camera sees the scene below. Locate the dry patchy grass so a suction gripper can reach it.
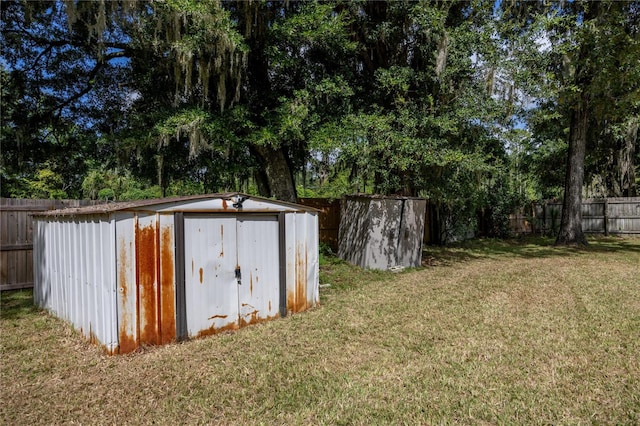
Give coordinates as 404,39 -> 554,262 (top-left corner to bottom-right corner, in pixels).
1,237 -> 639,424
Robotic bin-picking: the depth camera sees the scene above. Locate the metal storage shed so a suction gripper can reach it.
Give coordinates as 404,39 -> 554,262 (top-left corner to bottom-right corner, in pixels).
33,193 -> 319,354
338,195 -> 426,270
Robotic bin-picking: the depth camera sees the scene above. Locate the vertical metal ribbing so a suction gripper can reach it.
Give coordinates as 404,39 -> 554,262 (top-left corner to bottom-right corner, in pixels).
174,212 -> 187,340
278,212 -> 287,318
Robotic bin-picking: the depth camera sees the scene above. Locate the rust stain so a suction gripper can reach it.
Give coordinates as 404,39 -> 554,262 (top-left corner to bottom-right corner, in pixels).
197,321 -> 238,338
289,245 -> 308,313
136,223 -> 159,346
250,271 -> 253,295
220,224 -> 224,257
208,314 -> 229,320
268,300 -> 272,312
118,238 -> 137,354
118,239 -> 129,299
118,332 -> 137,354
239,310 -> 280,327
287,272 -> 296,314
88,324 -> 98,346
191,259 -> 194,276
199,267 -> 204,284
222,199 -> 228,210
160,225 -> 176,344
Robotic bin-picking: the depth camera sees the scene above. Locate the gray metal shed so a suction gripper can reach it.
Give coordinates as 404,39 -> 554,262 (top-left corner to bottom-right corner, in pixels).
33,193 -> 319,354
338,195 -> 426,270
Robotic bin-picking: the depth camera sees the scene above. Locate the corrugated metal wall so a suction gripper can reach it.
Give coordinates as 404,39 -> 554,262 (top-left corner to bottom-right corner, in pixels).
116,212 -> 176,353
33,216 -> 119,353
338,197 -> 426,270
1,198 -> 101,291
33,196 -> 319,354
285,212 -> 319,313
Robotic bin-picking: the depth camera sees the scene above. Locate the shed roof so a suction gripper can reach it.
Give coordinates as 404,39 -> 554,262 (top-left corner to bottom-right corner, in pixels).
345,193 -> 427,201
34,192 -> 318,217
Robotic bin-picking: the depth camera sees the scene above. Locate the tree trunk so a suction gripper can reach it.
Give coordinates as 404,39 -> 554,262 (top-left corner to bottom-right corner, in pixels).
623,118 -> 638,197
555,101 -> 588,246
251,145 -> 297,203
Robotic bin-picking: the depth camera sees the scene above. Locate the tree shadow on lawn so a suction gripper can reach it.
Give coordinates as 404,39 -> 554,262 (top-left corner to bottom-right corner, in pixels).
0,289 -> 38,321
422,235 -> 640,267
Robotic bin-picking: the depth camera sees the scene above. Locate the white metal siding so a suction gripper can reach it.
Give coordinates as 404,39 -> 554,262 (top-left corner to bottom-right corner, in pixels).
236,216 -> 281,324
285,212 -> 319,313
33,216 -> 118,353
184,215 -> 239,337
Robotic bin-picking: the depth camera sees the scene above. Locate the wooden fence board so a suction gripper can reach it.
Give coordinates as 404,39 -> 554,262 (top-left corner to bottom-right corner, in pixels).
297,198 -> 341,253
510,198 -> 640,236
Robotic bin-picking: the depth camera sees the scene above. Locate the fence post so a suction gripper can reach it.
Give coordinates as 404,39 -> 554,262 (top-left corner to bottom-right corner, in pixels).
604,198 -> 609,236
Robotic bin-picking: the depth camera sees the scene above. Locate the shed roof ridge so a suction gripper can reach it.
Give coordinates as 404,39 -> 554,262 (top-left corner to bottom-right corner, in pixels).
33,192 -> 319,217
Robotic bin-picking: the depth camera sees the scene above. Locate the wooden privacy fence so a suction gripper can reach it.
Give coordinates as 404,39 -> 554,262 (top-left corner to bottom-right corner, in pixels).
297,198 -> 341,253
1,198 -> 100,291
510,197 -> 640,236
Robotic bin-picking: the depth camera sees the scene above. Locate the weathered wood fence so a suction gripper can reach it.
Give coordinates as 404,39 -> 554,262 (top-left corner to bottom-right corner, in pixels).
297,198 -> 341,253
1,198 -> 100,291
510,197 -> 640,236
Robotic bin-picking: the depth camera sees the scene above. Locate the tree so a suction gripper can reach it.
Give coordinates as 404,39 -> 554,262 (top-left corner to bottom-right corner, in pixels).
550,1 -> 639,245
496,0 -> 639,245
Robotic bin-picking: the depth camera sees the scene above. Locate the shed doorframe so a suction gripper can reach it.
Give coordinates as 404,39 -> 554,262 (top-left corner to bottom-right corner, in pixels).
175,212 -> 285,339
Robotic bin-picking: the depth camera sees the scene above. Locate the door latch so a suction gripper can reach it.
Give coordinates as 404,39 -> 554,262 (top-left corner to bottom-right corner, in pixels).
235,266 -> 242,285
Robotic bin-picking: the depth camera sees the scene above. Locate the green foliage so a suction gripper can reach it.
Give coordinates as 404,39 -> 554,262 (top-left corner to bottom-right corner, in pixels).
2,0 -> 637,238
81,168 -> 162,201
22,167 -> 68,199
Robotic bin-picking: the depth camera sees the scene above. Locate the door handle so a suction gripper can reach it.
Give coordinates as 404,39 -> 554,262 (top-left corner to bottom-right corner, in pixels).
235,266 -> 242,285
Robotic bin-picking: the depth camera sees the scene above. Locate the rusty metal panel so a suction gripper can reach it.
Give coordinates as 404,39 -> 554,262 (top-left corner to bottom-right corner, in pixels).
158,214 -> 176,345
115,212 -> 177,353
116,212 -> 137,353
285,212 -> 320,313
135,214 -> 160,346
237,216 -> 280,325
33,215 -> 119,353
184,215 -> 239,337
34,196 -> 321,354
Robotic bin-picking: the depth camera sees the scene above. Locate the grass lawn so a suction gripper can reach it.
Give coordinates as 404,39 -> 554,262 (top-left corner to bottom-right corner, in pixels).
1,237 -> 639,424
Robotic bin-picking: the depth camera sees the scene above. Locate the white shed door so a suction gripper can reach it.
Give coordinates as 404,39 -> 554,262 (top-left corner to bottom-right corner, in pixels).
183,215 -> 280,338
236,216 -> 280,326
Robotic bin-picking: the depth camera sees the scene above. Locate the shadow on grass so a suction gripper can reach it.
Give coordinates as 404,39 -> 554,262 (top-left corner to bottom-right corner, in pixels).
1,289 -> 38,320
422,235 -> 640,267
319,256 -> 394,292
